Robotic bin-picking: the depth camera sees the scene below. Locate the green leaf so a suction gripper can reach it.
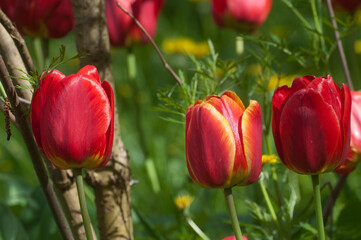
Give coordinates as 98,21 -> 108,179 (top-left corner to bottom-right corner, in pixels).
0,202 -> 28,240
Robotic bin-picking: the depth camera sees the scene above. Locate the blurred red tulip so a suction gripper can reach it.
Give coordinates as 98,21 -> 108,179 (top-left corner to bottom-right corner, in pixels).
272,75 -> 351,174
331,0 -> 361,12
222,236 -> 249,240
0,0 -> 74,38
211,0 -> 272,32
31,65 -> 114,170
105,0 -> 164,47
334,149 -> 359,174
186,91 -> 262,189
334,91 -> 361,174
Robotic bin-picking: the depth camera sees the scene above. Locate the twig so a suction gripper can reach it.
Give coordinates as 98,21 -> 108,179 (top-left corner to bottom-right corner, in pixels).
0,9 -> 35,73
325,0 -> 354,90
323,174 -> 348,223
116,2 -> 183,86
0,55 -> 74,240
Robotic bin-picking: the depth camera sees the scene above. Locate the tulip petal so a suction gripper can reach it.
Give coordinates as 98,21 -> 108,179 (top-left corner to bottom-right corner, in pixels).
339,84 -> 351,162
31,70 -> 65,150
41,75 -> 112,169
351,91 -> 361,153
186,103 -> 235,188
98,80 -> 115,168
308,76 -> 342,121
77,65 -> 101,84
279,88 -> 342,174
238,100 -> 262,185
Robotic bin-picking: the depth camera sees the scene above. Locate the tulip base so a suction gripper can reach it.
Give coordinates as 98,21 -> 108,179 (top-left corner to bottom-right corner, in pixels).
311,174 -> 325,240
223,188 -> 243,240
74,168 -> 94,240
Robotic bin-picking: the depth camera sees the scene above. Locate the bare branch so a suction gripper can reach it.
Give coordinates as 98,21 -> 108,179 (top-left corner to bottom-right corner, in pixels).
116,2 -> 183,86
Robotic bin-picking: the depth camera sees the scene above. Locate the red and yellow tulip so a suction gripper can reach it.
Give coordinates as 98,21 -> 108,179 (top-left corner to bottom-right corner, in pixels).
185,91 -> 262,189
272,75 -> 351,174
31,65 -> 114,169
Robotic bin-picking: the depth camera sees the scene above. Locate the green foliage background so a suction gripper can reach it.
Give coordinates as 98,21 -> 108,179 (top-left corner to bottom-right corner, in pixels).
1,0 -> 361,239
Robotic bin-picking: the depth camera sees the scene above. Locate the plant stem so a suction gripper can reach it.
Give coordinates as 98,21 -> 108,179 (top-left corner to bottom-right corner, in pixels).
325,0 -> 354,90
74,168 -> 93,240
310,0 -> 325,50
33,38 -> 44,70
259,180 -> 283,240
223,188 -> 243,240
311,175 -> 326,240
186,217 -> 210,240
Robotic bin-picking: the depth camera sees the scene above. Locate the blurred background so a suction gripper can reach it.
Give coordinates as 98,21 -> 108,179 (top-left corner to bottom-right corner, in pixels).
1,0 -> 361,239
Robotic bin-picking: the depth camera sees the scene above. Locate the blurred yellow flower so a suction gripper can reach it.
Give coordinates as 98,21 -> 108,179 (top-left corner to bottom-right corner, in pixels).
175,194 -> 194,210
244,64 -> 263,77
354,40 -> 361,54
262,154 -> 280,165
162,38 -> 210,58
267,74 -> 296,91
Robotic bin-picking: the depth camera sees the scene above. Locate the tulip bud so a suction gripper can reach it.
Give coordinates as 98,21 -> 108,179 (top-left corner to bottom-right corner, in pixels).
105,0 -> 164,47
222,235 -> 249,240
186,91 -> 262,189
31,65 -> 114,170
272,75 -> 351,174
0,0 -> 74,38
211,0 -> 272,33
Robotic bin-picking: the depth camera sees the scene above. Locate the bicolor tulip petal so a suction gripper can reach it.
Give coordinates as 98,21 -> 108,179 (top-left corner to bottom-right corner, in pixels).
185,91 -> 262,189
222,235 -> 249,240
31,65 -> 114,170
272,75 -> 351,174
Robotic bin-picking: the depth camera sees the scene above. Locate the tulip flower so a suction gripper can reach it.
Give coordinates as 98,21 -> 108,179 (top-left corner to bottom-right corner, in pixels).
211,0 -> 272,32
334,91 -> 361,174
331,0 -> 361,12
185,91 -> 262,189
272,75 -> 351,175
0,0 -> 74,38
105,0 -> 164,47
222,236 -> 249,240
31,65 -> 114,170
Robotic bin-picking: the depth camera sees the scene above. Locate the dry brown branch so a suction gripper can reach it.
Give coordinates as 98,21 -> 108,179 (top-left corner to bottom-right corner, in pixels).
71,0 -> 133,239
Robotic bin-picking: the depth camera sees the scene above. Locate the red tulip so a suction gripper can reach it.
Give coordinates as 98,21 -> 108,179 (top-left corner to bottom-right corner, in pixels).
272,75 -> 351,174
31,65 -> 114,169
186,91 -> 262,189
211,0 -> 272,32
331,0 -> 361,12
222,236 -> 249,240
0,0 -> 74,38
334,91 -> 361,174
105,0 -> 164,47
334,149 -> 359,174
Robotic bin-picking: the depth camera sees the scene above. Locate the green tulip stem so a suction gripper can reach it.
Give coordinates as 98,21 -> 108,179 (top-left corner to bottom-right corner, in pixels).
223,188 -> 243,240
311,174 -> 326,240
74,168 -> 94,240
259,180 -> 283,240
33,38 -> 44,70
310,0 -> 325,50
